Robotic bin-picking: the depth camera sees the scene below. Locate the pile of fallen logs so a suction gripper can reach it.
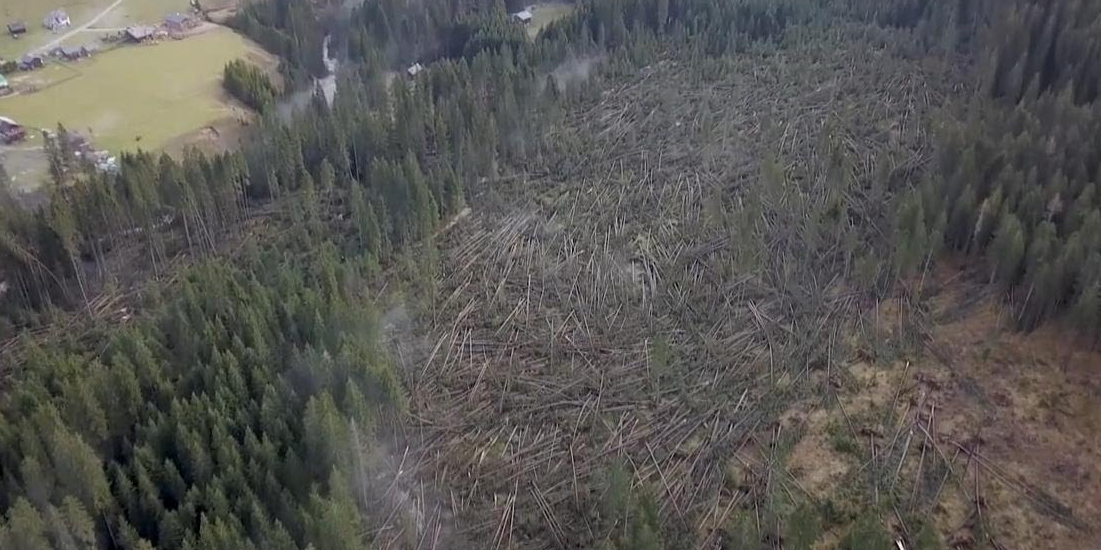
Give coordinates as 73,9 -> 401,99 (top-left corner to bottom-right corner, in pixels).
401,27 -> 960,550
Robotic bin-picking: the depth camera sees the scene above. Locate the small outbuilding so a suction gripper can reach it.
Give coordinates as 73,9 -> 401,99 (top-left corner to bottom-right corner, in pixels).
59,45 -> 87,60
407,62 -> 424,77
44,10 -> 71,31
7,21 -> 27,37
19,54 -> 45,70
126,25 -> 157,42
512,9 -> 533,25
165,12 -> 195,32
0,74 -> 10,95
0,116 -> 27,145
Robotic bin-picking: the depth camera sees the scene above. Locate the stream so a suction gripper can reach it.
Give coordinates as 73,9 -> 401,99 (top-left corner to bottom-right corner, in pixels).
276,35 -> 338,119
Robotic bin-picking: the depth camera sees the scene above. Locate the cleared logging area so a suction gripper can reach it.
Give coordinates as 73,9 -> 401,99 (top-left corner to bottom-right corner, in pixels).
395,28 -> 983,549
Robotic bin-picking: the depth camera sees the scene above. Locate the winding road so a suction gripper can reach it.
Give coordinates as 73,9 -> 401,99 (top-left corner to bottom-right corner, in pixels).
36,0 -> 127,52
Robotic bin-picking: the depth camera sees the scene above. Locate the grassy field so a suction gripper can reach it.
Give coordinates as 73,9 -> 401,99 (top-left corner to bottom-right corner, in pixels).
526,3 -> 575,39
1,0 -> 92,60
0,0 -> 195,60
0,26 -> 270,154
92,0 -> 194,30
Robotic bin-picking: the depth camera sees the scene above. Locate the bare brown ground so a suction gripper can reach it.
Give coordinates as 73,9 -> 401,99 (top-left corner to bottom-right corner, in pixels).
784,261 -> 1101,549
162,114 -> 251,156
918,264 -> 1100,548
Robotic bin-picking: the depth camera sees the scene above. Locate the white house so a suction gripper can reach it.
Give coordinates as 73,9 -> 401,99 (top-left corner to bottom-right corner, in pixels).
512,9 -> 533,25
44,10 -> 71,31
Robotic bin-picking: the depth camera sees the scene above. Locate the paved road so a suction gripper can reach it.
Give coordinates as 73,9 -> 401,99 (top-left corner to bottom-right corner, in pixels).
37,0 -> 127,52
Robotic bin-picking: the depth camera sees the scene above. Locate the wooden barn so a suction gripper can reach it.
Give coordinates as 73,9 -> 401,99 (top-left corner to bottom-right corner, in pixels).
126,25 -> 158,42
0,117 -> 27,145
7,21 -> 27,38
19,54 -> 44,70
165,13 -> 197,32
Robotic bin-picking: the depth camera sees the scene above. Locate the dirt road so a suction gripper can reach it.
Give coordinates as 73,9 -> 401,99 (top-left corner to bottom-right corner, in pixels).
36,0 -> 127,53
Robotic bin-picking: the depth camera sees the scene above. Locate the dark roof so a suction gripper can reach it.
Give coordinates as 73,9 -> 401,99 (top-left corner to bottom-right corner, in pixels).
165,13 -> 191,24
8,21 -> 27,32
21,53 -> 43,62
60,46 -> 84,57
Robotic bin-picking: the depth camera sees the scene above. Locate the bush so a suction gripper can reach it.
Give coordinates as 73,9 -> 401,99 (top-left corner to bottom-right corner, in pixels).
840,513 -> 892,550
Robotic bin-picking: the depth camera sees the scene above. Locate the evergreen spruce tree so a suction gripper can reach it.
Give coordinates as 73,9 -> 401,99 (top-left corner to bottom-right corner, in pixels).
0,498 -> 50,550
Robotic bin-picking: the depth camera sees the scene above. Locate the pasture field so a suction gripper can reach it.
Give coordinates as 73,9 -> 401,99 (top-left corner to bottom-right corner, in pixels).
92,0 -> 194,30
0,26 -> 271,154
526,2 -> 575,39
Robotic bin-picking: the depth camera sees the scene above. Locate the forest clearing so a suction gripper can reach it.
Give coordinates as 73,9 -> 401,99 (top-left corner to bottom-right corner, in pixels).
524,3 -> 576,38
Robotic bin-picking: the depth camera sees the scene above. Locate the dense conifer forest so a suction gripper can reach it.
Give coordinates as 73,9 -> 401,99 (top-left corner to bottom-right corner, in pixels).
0,0 -> 1099,548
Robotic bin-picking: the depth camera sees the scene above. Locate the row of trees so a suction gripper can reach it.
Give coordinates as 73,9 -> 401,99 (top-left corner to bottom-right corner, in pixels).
230,0 -> 328,84
223,60 -> 279,112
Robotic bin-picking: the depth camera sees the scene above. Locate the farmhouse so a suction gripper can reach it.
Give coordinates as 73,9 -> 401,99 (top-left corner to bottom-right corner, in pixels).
7,21 -> 27,38
59,46 -> 89,61
512,9 -> 533,24
44,10 -> 71,31
19,54 -> 44,70
126,25 -> 158,42
165,13 -> 196,32
0,117 -> 27,145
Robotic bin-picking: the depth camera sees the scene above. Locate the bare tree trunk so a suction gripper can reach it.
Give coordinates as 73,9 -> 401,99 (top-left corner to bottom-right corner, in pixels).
182,211 -> 194,254
68,252 -> 91,315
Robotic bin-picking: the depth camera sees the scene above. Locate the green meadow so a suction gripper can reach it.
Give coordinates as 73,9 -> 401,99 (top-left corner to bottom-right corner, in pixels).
0,26 -> 270,153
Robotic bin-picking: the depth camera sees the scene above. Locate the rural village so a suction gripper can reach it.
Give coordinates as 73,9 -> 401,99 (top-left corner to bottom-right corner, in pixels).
0,0 -> 259,195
